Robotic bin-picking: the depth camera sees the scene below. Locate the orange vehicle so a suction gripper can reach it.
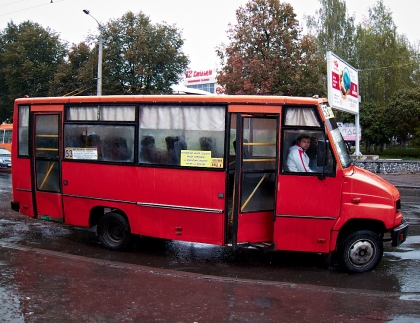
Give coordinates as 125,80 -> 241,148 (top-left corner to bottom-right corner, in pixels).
10,95 -> 408,273
0,123 -> 12,152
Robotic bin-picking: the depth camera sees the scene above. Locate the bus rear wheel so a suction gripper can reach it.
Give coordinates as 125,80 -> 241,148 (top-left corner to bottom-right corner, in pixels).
338,230 -> 383,273
97,212 -> 131,251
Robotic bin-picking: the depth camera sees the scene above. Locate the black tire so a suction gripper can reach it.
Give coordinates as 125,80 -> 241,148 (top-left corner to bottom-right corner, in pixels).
97,212 -> 131,251
338,230 -> 383,273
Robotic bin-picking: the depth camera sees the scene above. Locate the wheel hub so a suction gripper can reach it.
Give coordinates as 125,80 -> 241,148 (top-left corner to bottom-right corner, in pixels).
107,222 -> 123,241
349,239 -> 374,266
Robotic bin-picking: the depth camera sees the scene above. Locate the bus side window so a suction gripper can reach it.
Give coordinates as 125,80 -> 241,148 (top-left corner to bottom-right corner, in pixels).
282,130 -> 335,175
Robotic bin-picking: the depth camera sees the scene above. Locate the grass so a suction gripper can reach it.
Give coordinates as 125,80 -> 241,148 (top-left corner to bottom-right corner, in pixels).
355,147 -> 420,160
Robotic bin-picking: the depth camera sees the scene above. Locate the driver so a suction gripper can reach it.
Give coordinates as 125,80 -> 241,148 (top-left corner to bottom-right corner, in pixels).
286,134 -> 314,172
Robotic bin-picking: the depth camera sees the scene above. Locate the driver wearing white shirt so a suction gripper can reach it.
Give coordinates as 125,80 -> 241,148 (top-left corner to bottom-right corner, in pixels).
286,135 -> 314,172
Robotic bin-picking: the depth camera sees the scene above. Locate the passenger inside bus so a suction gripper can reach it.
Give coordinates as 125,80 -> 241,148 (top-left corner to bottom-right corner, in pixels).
165,136 -> 187,165
199,137 -> 216,156
102,137 -> 131,161
140,135 -> 169,164
286,134 -> 314,172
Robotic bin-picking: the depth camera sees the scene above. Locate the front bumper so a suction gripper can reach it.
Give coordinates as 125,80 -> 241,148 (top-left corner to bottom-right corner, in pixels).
391,220 -> 409,247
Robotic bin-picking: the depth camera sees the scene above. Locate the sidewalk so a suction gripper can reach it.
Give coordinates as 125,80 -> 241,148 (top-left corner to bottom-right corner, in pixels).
377,173 -> 420,189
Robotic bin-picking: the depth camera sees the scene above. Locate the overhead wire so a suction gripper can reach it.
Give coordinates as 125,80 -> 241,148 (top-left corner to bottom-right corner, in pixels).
0,0 -> 64,17
358,61 -> 420,72
0,0 -> 27,9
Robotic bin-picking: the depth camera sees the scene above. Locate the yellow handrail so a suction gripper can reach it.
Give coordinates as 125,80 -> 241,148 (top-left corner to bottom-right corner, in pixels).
244,142 -> 275,146
243,158 -> 276,162
241,173 -> 267,212
39,162 -> 55,190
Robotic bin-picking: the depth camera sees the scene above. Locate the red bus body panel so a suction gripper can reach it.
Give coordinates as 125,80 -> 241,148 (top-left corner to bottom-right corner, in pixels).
237,211 -> 273,243
334,166 -> 401,231
274,171 -> 343,253
62,162 -> 226,245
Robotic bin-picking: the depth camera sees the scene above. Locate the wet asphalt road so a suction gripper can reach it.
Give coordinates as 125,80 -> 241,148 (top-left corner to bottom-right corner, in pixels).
1,171 -> 420,322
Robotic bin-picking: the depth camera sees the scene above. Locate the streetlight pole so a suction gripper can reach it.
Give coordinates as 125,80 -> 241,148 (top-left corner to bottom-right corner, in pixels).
83,9 -> 103,96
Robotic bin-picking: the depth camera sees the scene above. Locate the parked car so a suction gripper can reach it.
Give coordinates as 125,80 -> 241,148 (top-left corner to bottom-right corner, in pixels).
0,147 -> 11,171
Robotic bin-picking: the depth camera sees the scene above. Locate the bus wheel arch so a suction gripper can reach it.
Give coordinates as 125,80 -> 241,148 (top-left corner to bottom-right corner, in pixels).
97,211 -> 131,251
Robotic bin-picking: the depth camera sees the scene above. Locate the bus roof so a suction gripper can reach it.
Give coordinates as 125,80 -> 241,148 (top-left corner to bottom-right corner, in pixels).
0,123 -> 12,130
14,95 -> 326,106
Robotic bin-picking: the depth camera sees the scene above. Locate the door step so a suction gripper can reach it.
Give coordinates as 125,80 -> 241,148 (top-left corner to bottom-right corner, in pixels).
238,242 -> 275,252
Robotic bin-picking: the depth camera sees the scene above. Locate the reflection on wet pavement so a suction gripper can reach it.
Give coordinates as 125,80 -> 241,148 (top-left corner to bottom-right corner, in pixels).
0,173 -> 420,294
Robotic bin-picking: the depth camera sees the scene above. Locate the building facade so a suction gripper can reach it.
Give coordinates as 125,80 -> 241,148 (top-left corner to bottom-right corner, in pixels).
183,69 -> 223,94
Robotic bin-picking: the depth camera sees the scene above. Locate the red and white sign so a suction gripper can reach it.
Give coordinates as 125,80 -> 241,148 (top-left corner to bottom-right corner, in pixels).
184,69 -> 216,84
327,52 -> 359,114
183,68 -> 223,94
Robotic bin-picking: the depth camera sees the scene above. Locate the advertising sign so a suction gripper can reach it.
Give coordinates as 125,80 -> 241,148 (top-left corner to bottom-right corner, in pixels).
327,51 -> 359,114
337,123 -> 362,141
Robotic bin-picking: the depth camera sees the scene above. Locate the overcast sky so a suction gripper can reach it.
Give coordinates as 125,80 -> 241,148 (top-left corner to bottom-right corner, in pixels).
1,0 -> 419,70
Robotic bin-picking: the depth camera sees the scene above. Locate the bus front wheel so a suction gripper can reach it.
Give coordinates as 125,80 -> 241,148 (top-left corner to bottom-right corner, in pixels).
338,230 -> 383,273
97,212 -> 131,251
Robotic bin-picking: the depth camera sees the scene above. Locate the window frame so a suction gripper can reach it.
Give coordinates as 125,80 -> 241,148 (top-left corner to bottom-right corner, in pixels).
281,106 -> 336,176
64,104 -> 137,164
63,103 -> 229,170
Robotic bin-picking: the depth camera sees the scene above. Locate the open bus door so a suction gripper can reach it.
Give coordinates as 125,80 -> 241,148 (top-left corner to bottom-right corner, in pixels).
231,113 -> 278,249
31,112 -> 63,222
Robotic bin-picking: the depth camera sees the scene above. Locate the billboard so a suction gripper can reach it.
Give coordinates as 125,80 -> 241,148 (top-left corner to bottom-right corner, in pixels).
327,51 -> 359,114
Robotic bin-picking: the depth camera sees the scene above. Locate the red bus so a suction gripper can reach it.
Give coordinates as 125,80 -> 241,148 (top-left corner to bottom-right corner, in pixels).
0,123 -> 12,152
10,95 -> 408,273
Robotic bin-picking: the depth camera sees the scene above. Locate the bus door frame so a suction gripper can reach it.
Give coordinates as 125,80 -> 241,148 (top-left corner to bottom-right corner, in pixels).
230,107 -> 280,249
30,107 -> 64,222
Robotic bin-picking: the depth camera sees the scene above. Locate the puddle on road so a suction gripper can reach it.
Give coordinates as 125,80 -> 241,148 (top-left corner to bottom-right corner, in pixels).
0,287 -> 25,323
0,256 -> 25,323
387,314 -> 420,323
399,294 -> 420,301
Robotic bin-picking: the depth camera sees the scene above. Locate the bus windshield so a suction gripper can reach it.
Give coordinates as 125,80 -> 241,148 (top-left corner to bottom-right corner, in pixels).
330,128 -> 352,168
320,103 -> 352,169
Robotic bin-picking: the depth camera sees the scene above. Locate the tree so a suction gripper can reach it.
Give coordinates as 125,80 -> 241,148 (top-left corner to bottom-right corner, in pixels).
0,21 -> 66,122
384,87 -> 420,146
358,102 -> 388,151
354,1 -> 417,106
305,0 -> 355,61
49,42 -> 96,96
216,0 -> 325,96
94,11 -> 189,95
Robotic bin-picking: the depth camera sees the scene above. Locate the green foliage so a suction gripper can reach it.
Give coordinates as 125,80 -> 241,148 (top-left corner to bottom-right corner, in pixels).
0,12 -> 190,121
101,11 -> 189,95
305,0 -> 355,60
354,1 -> 418,106
0,21 -> 66,121
51,11 -> 190,96
49,42 -> 96,96
385,87 -> 420,143
216,0 -> 325,96
306,0 -> 420,153
359,147 -> 420,160
359,102 -> 388,146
